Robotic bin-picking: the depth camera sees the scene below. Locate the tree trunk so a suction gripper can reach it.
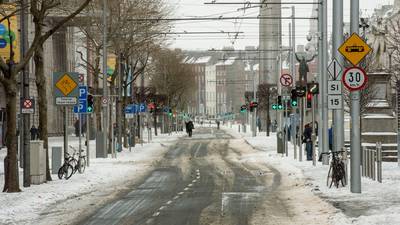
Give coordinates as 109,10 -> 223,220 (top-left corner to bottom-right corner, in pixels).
34,44 -> 52,181
123,85 -> 128,148
3,78 -> 20,192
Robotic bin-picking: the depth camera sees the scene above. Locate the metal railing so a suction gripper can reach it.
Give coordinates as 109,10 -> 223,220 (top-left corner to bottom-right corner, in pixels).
362,142 -> 383,183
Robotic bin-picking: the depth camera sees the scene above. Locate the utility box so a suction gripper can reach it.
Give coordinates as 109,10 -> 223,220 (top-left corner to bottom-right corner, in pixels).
30,140 -> 46,185
277,131 -> 284,154
96,132 -> 106,158
51,146 -> 62,174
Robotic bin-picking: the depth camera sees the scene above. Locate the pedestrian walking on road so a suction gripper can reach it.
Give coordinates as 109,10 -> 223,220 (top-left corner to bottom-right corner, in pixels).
216,120 -> 220,129
303,123 -> 313,161
74,119 -> 80,137
186,121 -> 194,137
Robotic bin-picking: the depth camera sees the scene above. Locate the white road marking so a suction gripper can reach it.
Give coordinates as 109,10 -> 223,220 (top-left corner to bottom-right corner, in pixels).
192,179 -> 197,183
188,184 -> 193,187
159,206 -> 166,211
166,200 -> 173,205
184,187 -> 189,191
173,196 -> 179,200
178,192 -> 184,195
152,212 -> 160,217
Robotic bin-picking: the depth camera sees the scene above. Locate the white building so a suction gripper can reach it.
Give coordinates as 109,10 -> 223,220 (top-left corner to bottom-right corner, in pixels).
205,64 -> 217,118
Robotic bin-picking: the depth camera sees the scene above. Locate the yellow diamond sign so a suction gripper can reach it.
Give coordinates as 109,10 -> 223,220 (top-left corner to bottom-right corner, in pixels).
339,33 -> 372,66
55,74 -> 78,96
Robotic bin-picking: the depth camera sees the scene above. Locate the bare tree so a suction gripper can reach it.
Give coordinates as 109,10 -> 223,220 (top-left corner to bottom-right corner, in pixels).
0,0 -> 91,192
150,49 -> 196,110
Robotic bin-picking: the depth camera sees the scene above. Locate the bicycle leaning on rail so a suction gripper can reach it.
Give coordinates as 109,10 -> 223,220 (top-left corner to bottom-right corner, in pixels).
322,150 -> 347,188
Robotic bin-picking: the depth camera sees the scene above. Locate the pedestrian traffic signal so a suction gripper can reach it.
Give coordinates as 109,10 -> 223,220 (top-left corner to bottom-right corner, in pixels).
291,89 -> 298,107
168,109 -> 173,117
306,92 -> 312,108
307,82 -> 319,95
87,94 -> 94,113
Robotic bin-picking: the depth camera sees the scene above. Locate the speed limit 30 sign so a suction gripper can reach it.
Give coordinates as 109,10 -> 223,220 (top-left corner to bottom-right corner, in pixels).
342,67 -> 368,91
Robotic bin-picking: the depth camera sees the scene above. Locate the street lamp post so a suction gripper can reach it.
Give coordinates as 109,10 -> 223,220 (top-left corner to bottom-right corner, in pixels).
388,46 -> 400,167
102,0 -> 109,158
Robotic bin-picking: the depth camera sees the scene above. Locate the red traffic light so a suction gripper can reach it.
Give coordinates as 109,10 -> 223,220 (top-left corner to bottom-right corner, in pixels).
307,92 -> 312,100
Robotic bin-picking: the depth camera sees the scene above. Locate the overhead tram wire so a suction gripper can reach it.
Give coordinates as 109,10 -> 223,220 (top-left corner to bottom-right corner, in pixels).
128,16 -> 317,22
204,1 -> 321,5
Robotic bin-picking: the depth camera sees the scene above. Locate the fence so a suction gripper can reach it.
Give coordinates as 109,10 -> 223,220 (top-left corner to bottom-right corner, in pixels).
362,142 -> 383,183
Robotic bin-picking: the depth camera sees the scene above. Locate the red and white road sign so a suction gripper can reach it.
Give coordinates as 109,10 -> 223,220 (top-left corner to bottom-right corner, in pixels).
342,67 -> 368,91
280,74 -> 293,87
101,97 -> 108,105
21,98 -> 35,114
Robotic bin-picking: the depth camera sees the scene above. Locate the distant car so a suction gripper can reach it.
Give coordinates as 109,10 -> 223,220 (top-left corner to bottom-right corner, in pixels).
345,45 -> 364,52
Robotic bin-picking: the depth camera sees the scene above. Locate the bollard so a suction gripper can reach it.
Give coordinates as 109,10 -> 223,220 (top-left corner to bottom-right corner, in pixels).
342,147 -> 348,185
362,146 -> 366,177
377,142 -> 383,183
372,150 -> 376,181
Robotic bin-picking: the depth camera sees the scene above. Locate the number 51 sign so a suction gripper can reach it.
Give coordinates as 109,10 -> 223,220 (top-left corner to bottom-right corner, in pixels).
342,67 -> 368,91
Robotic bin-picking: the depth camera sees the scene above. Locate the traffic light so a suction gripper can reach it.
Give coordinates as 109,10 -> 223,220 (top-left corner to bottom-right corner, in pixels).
249,101 -> 258,112
291,89 -> 298,107
240,105 -> 247,113
168,108 -> 173,117
308,82 -> 319,95
306,92 -> 312,108
87,94 -> 94,113
272,104 -> 278,110
148,103 -> 155,113
277,96 -> 283,110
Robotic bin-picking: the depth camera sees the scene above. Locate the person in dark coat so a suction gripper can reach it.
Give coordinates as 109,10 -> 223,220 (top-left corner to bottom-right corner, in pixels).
186,121 -> 194,137
303,123 -> 313,161
74,119 -> 80,137
30,125 -> 38,140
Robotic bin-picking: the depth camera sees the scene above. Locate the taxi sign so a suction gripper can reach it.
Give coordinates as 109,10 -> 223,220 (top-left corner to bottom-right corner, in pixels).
338,33 -> 371,66
53,72 -> 79,105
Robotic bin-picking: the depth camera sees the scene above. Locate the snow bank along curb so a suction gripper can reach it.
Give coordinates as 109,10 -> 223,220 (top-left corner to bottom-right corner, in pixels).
0,133 -> 183,225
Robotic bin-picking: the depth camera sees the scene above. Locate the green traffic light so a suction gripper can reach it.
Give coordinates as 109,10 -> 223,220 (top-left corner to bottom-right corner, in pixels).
87,106 -> 93,113
272,104 -> 277,110
291,101 -> 298,107
278,105 -> 283,110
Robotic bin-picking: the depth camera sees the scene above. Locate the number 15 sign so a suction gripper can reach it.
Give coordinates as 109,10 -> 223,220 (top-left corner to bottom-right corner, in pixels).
342,66 -> 368,91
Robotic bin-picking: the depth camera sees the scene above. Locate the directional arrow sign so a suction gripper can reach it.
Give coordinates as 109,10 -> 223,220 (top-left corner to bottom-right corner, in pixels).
328,58 -> 343,80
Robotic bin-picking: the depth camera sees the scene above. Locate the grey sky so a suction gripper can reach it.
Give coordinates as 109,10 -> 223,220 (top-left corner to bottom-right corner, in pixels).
166,0 -> 394,50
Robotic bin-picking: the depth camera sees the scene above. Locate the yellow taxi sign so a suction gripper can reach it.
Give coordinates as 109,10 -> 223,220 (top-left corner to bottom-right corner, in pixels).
55,74 -> 78,96
338,33 -> 371,66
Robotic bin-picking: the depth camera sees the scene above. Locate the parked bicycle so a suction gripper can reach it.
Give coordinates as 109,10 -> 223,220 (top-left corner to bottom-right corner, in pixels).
322,150 -> 347,188
57,146 -> 86,180
69,145 -> 86,174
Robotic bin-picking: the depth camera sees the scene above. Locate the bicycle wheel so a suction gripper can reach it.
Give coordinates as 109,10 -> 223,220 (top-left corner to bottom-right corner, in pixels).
69,158 -> 78,174
78,157 -> 86,174
64,164 -> 74,180
58,165 -> 65,179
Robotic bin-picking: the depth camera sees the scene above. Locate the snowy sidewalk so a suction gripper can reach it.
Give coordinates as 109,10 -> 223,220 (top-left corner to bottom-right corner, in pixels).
223,123 -> 400,225
0,132 -> 184,225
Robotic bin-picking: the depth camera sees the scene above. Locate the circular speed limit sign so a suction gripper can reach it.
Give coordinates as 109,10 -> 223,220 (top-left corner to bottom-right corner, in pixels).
342,67 -> 368,91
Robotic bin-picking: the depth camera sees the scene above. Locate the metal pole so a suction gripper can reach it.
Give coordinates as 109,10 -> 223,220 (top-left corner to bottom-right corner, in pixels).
102,0 -> 109,158
79,114 -> 81,159
21,0 -> 30,187
64,107 -> 68,161
332,0 -> 345,155
397,83 -> 400,167
86,113 -> 90,166
312,96 -> 316,166
299,98 -> 303,161
253,74 -> 256,137
320,0 -> 329,165
350,0 -> 362,193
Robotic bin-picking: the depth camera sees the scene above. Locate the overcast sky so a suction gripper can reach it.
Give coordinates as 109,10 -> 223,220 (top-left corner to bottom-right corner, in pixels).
165,0 -> 394,50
